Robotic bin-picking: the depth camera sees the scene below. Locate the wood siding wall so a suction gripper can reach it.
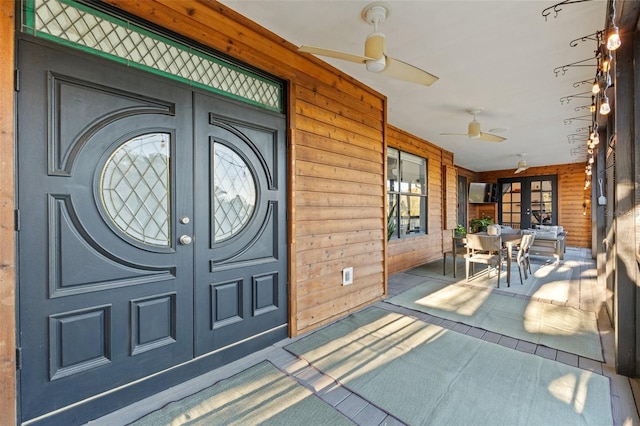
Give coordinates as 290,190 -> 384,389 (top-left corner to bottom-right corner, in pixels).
103,0 -> 387,335
386,126 -> 455,274
478,163 -> 591,248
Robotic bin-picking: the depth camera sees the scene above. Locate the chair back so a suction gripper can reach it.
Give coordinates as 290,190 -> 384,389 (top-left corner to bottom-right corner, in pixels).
466,234 -> 501,254
520,232 -> 535,251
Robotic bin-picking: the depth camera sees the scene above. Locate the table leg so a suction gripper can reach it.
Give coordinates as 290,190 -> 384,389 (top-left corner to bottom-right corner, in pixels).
506,243 -> 513,287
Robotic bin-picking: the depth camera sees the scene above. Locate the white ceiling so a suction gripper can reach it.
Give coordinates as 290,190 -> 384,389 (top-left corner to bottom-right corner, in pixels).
219,0 -> 607,172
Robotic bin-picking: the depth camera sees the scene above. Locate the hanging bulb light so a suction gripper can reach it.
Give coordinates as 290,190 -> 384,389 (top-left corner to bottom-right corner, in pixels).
600,94 -> 611,115
607,1 -> 621,51
587,148 -> 594,155
592,79 -> 600,94
593,133 -> 600,145
588,156 -> 595,164
607,26 -> 621,50
590,96 -> 596,112
602,53 -> 611,73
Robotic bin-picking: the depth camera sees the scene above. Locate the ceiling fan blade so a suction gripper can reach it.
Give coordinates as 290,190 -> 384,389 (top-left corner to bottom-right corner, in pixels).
479,132 -> 506,142
514,166 -> 529,174
298,45 -> 370,64
379,57 -> 439,86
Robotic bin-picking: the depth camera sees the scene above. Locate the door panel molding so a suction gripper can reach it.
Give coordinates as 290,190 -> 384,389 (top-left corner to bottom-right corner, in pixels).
48,71 -> 174,176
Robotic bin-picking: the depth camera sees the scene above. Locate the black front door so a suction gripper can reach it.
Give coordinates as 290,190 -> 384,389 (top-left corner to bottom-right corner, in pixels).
17,38 -> 287,423
498,175 -> 558,229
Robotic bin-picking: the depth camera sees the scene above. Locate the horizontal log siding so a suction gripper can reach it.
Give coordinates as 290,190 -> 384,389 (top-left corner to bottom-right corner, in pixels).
104,0 -> 386,335
387,126 -> 455,274
478,163 -> 591,248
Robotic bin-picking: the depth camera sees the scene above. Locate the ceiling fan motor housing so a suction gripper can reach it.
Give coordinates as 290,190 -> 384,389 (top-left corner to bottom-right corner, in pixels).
468,121 -> 481,138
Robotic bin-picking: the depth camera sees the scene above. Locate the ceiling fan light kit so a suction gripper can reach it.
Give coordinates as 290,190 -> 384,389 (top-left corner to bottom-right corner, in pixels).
514,154 -> 530,174
441,107 -> 507,143
297,2 -> 438,86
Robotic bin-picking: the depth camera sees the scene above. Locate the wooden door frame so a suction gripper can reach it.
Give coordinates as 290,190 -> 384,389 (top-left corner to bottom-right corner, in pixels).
0,2 -> 16,424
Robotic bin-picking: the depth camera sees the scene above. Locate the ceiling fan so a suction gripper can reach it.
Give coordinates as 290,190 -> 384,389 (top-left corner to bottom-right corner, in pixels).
440,108 -> 506,142
514,154 -> 530,174
298,2 -> 439,86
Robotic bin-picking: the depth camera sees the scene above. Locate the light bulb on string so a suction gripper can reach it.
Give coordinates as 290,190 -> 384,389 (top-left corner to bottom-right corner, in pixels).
600,94 -> 611,115
607,26 -> 621,51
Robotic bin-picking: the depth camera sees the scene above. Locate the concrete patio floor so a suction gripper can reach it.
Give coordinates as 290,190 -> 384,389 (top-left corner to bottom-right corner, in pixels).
91,248 -> 640,425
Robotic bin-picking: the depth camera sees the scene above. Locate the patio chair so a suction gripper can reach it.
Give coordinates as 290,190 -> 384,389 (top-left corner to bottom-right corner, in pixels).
465,234 -> 503,286
507,233 -> 534,285
443,229 -> 466,278
521,231 -> 536,276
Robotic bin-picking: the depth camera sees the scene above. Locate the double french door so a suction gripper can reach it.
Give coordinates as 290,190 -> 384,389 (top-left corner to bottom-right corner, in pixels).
498,175 -> 558,229
17,38 -> 287,423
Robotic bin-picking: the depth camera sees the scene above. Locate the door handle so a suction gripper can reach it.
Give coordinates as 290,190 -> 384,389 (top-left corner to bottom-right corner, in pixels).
179,235 -> 193,245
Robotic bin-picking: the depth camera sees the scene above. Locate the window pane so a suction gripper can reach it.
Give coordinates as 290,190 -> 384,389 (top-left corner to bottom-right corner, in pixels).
387,147 -> 399,192
399,194 -> 424,236
213,143 -> 256,242
101,132 -> 170,247
387,194 -> 398,240
400,152 -> 426,195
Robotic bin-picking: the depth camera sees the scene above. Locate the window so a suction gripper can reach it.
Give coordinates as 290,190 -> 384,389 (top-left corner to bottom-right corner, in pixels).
387,148 -> 427,239
101,132 -> 171,247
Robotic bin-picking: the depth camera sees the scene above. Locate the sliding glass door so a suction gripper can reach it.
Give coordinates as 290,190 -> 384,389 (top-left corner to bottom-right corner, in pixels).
498,175 -> 557,229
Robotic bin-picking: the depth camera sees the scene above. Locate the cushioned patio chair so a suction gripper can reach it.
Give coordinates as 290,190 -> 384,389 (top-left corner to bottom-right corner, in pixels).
465,234 -> 503,286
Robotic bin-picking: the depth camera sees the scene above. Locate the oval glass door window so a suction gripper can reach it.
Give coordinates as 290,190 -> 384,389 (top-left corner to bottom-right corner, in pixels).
213,143 -> 256,242
100,133 -> 171,247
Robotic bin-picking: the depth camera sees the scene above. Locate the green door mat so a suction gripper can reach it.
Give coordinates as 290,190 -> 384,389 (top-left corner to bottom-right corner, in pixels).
386,281 -> 603,361
130,361 -> 353,425
287,307 -> 612,426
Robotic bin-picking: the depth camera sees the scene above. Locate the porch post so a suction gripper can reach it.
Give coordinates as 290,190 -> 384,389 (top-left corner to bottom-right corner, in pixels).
612,17 -> 639,376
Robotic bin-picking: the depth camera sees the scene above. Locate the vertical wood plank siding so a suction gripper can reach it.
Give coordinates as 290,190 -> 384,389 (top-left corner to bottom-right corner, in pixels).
103,0 -> 386,335
386,126 -> 455,274
478,163 -> 591,248
0,2 -> 16,424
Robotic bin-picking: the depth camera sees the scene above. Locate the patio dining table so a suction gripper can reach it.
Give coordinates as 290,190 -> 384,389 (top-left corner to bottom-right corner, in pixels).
457,232 -> 522,287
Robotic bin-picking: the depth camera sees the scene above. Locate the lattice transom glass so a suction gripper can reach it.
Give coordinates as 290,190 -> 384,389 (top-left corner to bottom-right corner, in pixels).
25,0 -> 282,112
101,133 -> 171,247
213,144 -> 256,242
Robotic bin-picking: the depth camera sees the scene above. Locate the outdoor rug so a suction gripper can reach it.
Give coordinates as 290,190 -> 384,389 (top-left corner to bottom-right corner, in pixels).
286,307 -> 612,426
418,256 -> 578,302
129,361 -> 353,426
385,280 -> 603,361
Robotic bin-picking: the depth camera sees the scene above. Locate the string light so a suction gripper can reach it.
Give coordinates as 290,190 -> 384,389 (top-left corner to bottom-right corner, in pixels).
606,1 -> 621,51
600,94 -> 611,115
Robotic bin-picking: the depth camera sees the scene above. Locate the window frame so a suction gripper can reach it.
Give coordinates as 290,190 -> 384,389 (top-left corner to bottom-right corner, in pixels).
387,147 -> 428,240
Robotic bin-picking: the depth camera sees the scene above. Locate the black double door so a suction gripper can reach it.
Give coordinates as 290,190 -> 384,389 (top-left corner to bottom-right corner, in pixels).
17,38 -> 287,422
